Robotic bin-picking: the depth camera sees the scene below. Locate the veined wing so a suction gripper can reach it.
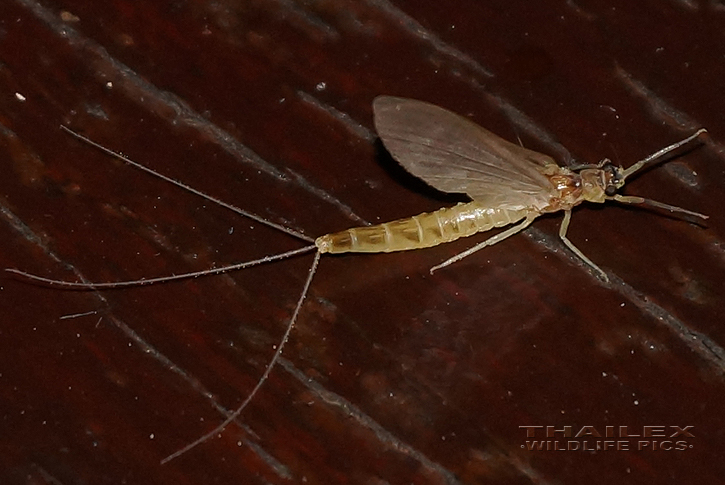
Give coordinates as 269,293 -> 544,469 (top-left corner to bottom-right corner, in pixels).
373,96 -> 560,211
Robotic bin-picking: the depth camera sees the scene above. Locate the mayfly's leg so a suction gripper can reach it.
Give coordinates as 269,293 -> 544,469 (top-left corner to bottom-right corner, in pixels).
558,210 -> 608,282
161,250 -> 322,464
609,195 -> 708,220
621,128 -> 707,180
430,214 -> 537,274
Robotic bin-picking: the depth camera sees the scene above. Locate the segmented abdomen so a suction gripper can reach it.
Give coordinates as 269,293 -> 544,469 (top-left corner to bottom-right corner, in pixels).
315,202 -> 528,254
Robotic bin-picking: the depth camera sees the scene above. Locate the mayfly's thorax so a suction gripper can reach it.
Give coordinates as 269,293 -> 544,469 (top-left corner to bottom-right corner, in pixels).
543,167 -> 611,212
316,202 -> 529,254
578,168 -> 611,203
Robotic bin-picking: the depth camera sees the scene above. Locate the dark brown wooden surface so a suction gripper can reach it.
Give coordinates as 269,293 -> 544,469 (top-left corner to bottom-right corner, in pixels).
1,1 -> 724,483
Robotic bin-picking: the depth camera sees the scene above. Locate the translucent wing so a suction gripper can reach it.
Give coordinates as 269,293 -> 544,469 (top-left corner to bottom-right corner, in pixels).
373,96 -> 560,211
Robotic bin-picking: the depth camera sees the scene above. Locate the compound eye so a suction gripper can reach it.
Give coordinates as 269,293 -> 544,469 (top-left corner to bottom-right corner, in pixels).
605,185 -> 617,196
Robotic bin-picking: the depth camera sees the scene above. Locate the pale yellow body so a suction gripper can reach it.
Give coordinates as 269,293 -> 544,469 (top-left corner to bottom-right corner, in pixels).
315,202 -> 529,254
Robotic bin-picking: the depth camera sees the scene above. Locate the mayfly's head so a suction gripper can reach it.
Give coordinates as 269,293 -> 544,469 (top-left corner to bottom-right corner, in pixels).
601,160 -> 626,195
578,159 -> 625,203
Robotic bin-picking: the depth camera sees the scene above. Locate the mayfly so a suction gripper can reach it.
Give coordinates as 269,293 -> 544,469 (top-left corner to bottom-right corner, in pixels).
7,96 -> 708,462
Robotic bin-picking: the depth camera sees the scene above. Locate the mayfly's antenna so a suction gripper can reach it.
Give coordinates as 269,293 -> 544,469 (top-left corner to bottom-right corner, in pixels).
621,128 -> 707,181
5,245 -> 317,289
161,249 -> 322,464
60,126 -> 314,244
